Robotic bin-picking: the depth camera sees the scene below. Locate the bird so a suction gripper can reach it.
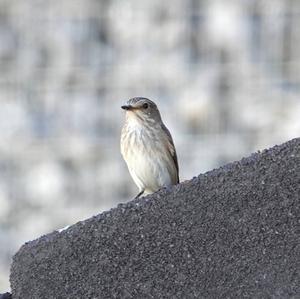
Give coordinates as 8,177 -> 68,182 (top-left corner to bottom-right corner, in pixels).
120,97 -> 179,198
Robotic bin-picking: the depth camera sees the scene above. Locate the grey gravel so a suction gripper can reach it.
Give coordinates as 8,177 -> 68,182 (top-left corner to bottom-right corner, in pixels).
10,138 -> 300,298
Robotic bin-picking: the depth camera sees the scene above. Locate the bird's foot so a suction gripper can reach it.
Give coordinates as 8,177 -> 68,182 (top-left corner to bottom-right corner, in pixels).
134,190 -> 145,199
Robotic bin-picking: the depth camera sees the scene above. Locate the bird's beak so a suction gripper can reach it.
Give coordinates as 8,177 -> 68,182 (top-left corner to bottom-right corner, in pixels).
121,105 -> 132,110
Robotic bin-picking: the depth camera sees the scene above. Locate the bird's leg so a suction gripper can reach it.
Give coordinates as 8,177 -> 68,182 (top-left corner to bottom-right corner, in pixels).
135,190 -> 145,199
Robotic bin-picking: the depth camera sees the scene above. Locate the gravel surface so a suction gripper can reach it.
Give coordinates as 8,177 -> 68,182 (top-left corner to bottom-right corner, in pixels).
10,138 -> 300,298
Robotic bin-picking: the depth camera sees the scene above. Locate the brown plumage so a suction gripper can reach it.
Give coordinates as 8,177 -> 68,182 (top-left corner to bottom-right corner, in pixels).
120,97 -> 179,198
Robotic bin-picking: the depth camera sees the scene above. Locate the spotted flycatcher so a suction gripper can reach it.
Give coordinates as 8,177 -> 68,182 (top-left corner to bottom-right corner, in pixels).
121,97 -> 179,198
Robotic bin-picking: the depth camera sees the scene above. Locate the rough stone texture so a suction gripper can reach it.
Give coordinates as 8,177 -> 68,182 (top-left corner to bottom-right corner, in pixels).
2,0 -> 300,291
10,138 -> 300,298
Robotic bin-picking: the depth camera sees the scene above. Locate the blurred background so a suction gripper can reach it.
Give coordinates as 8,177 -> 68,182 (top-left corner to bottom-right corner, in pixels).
0,0 -> 299,291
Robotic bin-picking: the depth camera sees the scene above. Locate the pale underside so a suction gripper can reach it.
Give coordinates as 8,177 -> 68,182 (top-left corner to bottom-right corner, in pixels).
121,118 -> 178,194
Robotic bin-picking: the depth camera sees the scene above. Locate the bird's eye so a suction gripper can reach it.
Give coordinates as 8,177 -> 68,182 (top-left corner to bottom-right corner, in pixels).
143,103 -> 149,109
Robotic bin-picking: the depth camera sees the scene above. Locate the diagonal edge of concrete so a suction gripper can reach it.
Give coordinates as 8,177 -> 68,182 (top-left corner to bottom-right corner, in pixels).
10,138 -> 300,298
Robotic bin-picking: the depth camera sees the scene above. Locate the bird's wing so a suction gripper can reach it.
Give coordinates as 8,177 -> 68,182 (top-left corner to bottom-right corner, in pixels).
161,123 -> 179,183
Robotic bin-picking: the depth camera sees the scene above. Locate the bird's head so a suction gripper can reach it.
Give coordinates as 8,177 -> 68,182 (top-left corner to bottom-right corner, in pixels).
121,97 -> 162,124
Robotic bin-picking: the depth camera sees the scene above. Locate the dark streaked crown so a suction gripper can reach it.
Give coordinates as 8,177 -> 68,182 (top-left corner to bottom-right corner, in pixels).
127,97 -> 157,107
